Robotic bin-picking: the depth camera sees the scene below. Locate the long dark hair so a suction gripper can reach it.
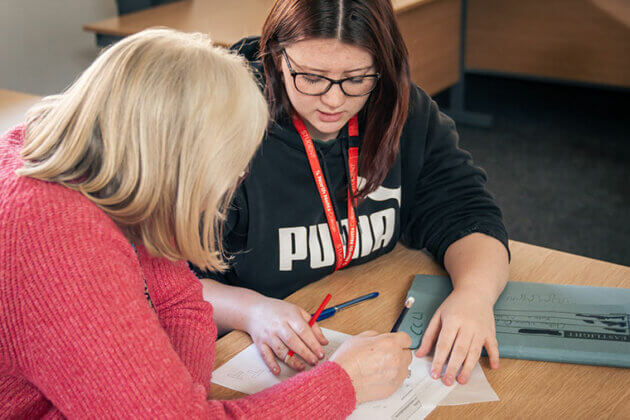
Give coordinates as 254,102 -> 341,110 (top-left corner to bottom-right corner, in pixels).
260,0 -> 411,199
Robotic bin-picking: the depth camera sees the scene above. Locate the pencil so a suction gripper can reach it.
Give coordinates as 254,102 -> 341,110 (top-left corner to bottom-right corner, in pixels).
391,296 -> 415,333
286,293 -> 332,360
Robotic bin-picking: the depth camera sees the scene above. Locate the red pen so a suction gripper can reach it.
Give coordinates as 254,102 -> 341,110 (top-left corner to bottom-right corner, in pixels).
286,293 -> 332,360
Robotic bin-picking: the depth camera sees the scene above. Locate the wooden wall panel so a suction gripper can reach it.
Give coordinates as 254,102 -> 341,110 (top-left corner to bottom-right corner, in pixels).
398,0 -> 461,94
466,0 -> 630,88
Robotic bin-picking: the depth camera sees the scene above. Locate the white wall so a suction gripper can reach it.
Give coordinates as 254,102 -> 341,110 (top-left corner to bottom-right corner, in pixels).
0,0 -> 117,95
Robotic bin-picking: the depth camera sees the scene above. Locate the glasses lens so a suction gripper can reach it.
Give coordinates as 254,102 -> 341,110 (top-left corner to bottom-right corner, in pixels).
341,76 -> 378,96
295,74 -> 330,95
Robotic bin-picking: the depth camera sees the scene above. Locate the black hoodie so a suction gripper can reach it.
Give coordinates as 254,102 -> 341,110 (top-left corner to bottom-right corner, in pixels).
191,37 -> 509,299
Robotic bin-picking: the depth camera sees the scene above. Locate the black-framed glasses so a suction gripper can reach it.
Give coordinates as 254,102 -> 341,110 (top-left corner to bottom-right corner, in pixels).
281,49 -> 380,97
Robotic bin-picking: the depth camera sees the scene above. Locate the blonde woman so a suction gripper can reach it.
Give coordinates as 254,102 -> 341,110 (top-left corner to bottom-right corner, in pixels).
0,29 -> 411,418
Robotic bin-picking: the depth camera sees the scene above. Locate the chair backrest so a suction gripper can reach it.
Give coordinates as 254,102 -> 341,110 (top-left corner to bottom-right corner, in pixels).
116,0 -> 178,15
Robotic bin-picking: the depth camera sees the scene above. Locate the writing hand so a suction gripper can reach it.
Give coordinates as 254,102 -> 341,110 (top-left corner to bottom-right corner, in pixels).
330,331 -> 412,404
414,289 -> 499,385
245,297 -> 328,374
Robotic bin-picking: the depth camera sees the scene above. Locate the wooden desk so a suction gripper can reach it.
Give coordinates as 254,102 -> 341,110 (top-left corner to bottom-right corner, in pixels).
211,241 -> 630,418
0,89 -> 40,134
83,0 -> 461,96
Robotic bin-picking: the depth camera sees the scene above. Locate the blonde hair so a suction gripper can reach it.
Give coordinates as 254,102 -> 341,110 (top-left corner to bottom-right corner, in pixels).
18,28 -> 268,271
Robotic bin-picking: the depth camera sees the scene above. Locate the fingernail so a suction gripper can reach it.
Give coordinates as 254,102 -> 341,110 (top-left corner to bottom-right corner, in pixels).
458,375 -> 467,384
311,357 -> 318,365
431,370 -> 439,379
319,352 -> 325,359
444,375 -> 454,386
273,367 -> 279,374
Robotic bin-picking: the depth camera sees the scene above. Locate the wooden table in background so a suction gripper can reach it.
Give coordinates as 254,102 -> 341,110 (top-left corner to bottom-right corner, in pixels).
0,89 -> 40,134
83,0 -> 461,96
466,0 -> 630,88
211,240 -> 630,419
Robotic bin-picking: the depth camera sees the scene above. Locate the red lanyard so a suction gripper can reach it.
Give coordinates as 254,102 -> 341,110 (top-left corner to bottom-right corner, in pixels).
292,114 -> 359,271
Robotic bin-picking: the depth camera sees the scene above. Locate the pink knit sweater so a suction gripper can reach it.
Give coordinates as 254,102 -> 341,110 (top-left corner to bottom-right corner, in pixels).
0,126 -> 356,418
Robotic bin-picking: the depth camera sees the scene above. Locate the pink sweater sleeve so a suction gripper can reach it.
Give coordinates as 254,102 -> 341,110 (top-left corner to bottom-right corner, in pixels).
135,245 -> 217,391
4,179 -> 356,418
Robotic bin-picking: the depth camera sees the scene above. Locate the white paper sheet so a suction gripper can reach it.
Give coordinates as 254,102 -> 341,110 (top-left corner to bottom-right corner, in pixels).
211,328 -> 499,418
211,328 -> 348,394
438,362 -> 499,406
347,356 -> 452,420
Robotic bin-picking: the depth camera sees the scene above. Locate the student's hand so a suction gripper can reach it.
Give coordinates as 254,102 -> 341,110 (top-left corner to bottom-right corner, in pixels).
245,296 -> 328,374
415,288 -> 499,386
330,331 -> 412,404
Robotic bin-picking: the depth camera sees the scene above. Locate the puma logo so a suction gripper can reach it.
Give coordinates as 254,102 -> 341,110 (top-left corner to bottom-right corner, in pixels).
359,176 -> 401,206
278,208 -> 397,271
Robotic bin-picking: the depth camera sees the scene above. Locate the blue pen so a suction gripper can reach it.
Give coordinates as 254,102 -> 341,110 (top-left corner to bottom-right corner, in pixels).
315,292 -> 379,321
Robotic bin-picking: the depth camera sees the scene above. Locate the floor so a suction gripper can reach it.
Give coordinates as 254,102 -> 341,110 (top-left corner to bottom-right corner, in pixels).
436,75 -> 630,266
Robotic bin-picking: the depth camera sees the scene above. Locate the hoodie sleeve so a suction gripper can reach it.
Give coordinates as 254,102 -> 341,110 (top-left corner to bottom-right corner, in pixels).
399,85 -> 510,265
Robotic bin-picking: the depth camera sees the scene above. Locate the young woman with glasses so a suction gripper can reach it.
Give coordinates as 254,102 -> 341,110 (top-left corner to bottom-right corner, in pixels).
193,0 -> 510,389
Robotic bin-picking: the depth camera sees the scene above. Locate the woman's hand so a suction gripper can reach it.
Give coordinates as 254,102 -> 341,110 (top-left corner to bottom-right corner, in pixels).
245,296 -> 328,374
417,233 -> 509,386
414,288 -> 499,386
330,331 -> 412,404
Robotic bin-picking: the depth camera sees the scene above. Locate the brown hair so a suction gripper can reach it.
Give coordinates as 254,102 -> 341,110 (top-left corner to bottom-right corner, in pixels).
260,0 -> 411,199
